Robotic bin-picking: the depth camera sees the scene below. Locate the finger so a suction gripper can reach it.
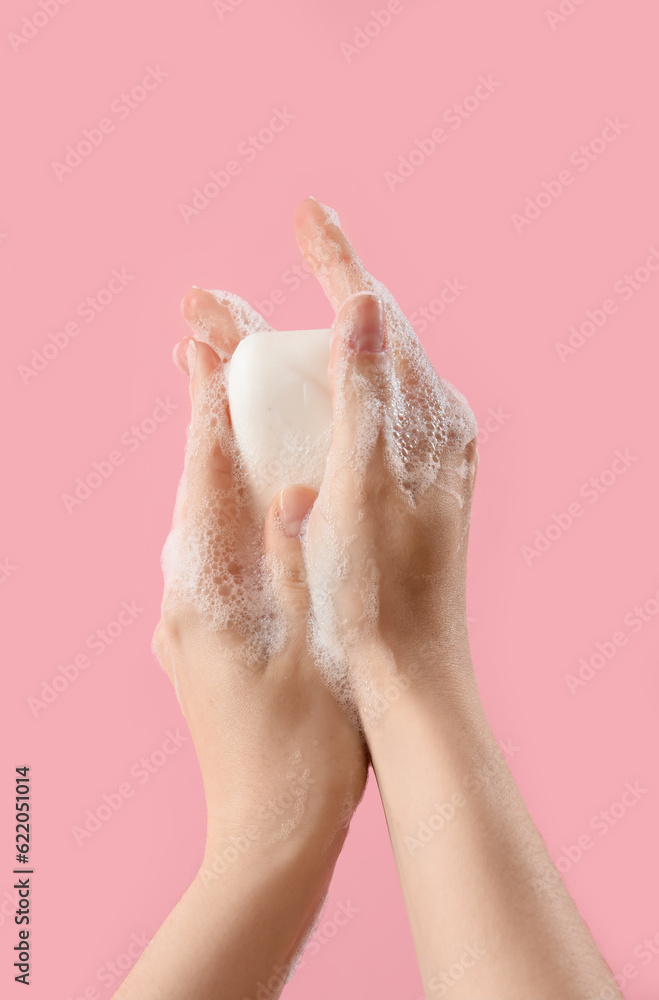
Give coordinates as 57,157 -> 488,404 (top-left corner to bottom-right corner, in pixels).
172,335 -> 194,375
294,197 -> 378,313
165,339 -> 248,647
181,287 -> 273,356
294,198 -> 422,396
182,339 -> 235,515
328,292 -> 392,462
181,287 -> 243,356
264,485 -> 316,626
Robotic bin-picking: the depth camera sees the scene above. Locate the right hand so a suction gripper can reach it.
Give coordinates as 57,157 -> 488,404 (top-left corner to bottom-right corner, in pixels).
295,199 -> 480,723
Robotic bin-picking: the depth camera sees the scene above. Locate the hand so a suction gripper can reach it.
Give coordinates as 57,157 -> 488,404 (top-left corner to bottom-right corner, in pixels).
294,198 -> 479,725
156,288 -> 367,859
113,291 -> 370,999
292,200 -> 620,1000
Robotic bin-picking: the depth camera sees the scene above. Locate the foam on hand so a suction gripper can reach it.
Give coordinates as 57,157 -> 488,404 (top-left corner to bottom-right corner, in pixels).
160,204 -> 479,725
227,329 -> 333,514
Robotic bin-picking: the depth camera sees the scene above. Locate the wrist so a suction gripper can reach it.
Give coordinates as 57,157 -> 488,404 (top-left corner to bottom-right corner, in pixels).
357,636 -> 480,738
366,700 -> 508,889
198,818 -> 341,970
360,660 -> 497,822
201,790 -> 350,891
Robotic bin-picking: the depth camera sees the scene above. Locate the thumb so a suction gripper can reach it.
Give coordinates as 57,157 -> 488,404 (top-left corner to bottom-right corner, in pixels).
264,485 -> 317,625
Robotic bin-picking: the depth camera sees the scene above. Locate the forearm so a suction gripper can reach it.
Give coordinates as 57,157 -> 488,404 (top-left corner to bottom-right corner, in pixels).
365,660 -> 621,1000
113,833 -> 339,1000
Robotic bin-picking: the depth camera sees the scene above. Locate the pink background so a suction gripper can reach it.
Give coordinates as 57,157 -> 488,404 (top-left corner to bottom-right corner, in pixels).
1,0 -> 658,997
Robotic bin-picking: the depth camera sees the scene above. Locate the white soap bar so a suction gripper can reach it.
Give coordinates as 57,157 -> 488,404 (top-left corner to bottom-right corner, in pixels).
227,329 -> 333,514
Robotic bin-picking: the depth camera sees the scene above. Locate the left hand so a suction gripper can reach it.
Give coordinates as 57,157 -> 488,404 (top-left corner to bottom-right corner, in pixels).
155,287 -> 368,869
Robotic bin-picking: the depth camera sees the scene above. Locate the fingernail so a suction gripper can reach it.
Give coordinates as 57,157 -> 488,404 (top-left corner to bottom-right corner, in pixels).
308,195 -> 318,202
350,296 -> 384,353
186,339 -> 197,377
278,487 -> 315,538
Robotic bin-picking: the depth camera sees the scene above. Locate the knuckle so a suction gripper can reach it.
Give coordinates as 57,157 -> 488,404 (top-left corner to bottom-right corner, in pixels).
274,548 -> 308,590
151,621 -> 167,662
464,437 -> 479,482
160,596 -> 187,647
